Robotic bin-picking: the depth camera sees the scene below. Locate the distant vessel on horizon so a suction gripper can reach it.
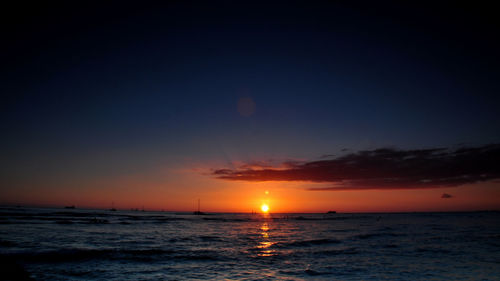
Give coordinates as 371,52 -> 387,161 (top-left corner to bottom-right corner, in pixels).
326,210 -> 336,214
193,199 -> 205,215
64,205 -> 76,209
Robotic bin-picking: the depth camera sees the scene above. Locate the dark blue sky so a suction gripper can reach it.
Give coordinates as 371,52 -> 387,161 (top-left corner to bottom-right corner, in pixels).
1,1 -> 499,208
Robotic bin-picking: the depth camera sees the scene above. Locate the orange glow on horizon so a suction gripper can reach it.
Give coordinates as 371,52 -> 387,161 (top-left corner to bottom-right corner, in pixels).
1,169 -> 499,213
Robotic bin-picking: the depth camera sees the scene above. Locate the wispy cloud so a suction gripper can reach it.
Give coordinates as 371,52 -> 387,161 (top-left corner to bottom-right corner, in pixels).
441,193 -> 453,199
212,144 -> 500,190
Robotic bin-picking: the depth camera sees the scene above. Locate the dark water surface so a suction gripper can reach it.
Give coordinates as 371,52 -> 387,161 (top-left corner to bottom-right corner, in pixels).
0,207 -> 499,280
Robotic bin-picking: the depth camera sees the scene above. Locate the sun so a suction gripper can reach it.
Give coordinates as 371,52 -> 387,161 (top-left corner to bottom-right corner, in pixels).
261,204 -> 269,213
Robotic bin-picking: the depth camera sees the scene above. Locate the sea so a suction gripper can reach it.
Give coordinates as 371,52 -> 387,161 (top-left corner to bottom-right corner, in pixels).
0,207 -> 499,280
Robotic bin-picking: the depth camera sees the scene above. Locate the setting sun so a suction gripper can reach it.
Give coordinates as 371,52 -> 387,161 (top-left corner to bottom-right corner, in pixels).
261,204 -> 269,213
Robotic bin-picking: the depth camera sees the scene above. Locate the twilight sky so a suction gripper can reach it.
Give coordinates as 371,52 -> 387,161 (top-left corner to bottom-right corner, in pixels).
1,2 -> 499,212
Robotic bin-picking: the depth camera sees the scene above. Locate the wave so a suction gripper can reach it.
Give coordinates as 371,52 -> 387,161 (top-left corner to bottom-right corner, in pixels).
202,217 -> 252,222
279,268 -> 332,277
278,238 -> 341,248
1,248 -> 222,263
168,237 -> 194,243
304,269 -> 330,276
416,247 -> 452,254
0,239 -> 17,247
314,247 -> 359,256
353,232 -> 405,239
153,217 -> 186,223
199,235 -> 224,242
48,211 -> 110,217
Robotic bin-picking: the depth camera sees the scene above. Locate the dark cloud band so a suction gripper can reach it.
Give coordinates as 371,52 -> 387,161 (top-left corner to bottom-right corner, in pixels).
212,144 -> 500,190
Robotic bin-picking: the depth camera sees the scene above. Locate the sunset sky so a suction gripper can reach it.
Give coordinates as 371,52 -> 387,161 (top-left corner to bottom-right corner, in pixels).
1,2 -> 499,212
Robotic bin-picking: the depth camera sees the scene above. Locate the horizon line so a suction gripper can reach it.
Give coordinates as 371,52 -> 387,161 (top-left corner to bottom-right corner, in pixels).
1,204 -> 498,214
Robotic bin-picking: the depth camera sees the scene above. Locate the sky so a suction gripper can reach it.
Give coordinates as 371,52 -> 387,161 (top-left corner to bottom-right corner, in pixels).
1,1 -> 499,212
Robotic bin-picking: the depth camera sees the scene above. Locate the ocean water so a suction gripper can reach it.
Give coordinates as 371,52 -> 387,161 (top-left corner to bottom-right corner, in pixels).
0,207 -> 499,280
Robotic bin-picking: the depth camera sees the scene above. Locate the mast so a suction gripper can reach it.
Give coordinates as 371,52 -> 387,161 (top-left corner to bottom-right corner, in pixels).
193,198 -> 204,215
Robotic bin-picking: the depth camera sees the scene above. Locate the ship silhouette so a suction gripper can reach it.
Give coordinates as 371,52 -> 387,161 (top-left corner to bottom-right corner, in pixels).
193,199 -> 205,215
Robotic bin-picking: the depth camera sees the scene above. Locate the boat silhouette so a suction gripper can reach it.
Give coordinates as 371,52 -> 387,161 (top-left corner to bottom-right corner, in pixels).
193,199 -> 205,215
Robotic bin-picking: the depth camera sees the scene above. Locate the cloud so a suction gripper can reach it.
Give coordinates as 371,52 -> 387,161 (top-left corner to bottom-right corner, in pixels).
212,144 -> 500,190
441,193 -> 453,199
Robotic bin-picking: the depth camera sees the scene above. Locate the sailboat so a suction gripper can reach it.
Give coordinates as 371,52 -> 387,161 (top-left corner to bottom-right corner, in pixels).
193,199 -> 205,215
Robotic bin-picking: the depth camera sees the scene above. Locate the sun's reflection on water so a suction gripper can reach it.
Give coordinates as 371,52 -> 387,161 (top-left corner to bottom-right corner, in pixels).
257,222 -> 276,257
261,223 -> 269,232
